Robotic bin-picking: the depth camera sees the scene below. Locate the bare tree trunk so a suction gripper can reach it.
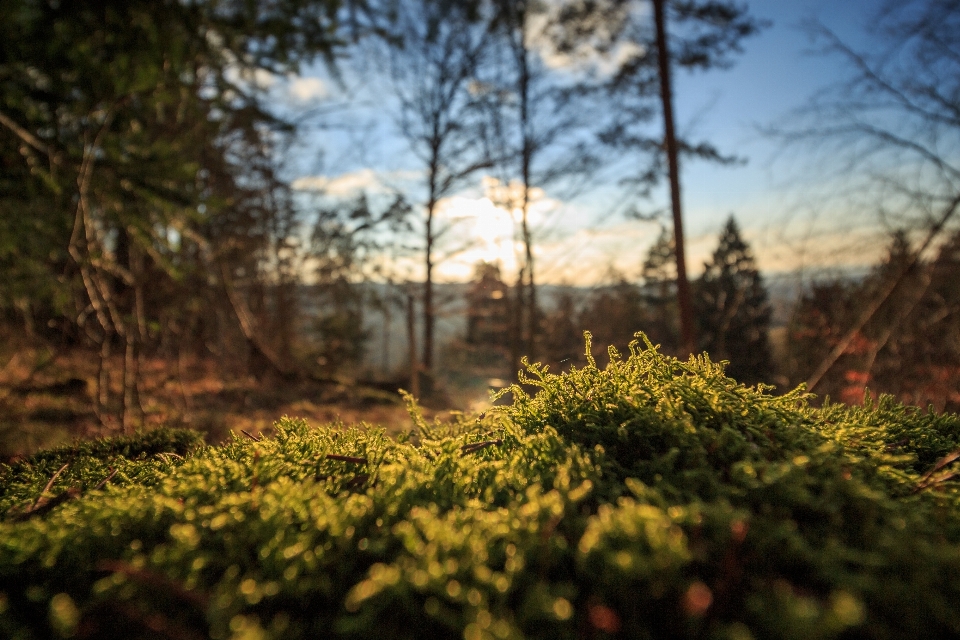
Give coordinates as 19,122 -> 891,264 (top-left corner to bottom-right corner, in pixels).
423,204 -> 435,373
517,22 -> 538,364
509,270 -> 524,374
407,292 -> 420,398
218,261 -> 293,379
122,332 -> 136,434
653,0 -> 696,356
176,326 -> 192,422
519,194 -> 537,362
96,335 -> 112,427
382,302 -> 391,378
68,113 -> 125,432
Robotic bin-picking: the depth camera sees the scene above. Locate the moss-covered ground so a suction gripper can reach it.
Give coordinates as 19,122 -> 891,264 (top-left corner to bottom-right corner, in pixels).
2,334 -> 960,639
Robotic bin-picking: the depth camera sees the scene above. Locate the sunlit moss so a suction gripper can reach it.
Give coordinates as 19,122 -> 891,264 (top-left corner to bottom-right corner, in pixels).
2,334 -> 960,638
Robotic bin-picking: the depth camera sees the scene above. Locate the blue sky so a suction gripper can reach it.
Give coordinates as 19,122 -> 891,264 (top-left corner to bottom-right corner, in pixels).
669,0 -> 884,276
277,0 -> 891,285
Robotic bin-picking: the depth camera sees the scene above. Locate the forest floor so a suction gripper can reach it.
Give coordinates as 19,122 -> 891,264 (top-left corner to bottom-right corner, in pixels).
0,338 -> 492,461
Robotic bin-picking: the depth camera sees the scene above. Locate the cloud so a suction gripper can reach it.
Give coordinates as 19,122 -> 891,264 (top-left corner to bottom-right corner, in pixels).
527,3 -> 649,77
224,65 -> 278,90
288,76 -> 328,102
292,168 -> 382,196
292,168 -> 423,196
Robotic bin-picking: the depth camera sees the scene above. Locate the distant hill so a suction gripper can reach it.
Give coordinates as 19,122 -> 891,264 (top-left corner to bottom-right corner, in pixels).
296,270 -> 842,378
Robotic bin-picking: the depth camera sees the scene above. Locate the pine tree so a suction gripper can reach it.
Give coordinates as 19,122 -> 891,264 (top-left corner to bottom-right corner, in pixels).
694,216 -> 773,384
580,271 -> 647,361
640,227 -> 679,353
466,262 -> 511,350
540,290 -> 582,368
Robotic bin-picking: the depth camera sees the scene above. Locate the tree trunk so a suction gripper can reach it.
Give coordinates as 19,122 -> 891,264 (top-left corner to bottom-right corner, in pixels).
423,195 -> 436,373
407,293 -> 420,398
516,10 -> 537,364
653,0 -> 696,356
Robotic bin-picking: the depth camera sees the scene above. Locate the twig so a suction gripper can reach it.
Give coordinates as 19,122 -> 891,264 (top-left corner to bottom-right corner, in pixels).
96,559 -> 209,608
240,429 -> 262,442
34,463 -> 69,509
461,439 -> 503,455
913,449 -> 960,493
885,437 -> 910,451
326,454 -> 367,464
10,488 -> 81,522
9,463 -> 122,522
0,110 -> 52,157
94,467 -> 118,491
344,473 -> 370,490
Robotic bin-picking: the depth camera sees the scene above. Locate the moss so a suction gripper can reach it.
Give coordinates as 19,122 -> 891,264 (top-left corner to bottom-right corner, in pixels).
1,334 -> 959,639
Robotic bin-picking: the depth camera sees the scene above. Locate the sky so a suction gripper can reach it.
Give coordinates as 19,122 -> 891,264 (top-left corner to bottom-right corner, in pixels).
273,0 -> 892,286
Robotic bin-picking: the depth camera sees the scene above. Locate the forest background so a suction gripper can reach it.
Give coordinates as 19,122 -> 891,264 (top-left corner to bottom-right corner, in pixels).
2,0 -> 960,458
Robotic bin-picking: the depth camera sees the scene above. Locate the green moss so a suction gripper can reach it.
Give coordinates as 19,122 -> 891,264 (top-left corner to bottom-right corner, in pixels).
1,335 -> 959,639
0,427 -> 206,516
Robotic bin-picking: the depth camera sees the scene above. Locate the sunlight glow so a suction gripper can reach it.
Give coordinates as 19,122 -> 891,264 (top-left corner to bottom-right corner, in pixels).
435,195 -> 517,280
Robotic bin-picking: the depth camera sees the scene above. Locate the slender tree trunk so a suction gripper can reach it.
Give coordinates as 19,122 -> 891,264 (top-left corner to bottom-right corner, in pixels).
423,195 -> 436,373
96,334 -> 112,427
407,293 -> 420,398
510,270 -> 524,372
516,10 -> 537,364
653,0 -> 696,356
382,303 -> 391,378
122,331 -> 136,434
520,188 -> 536,362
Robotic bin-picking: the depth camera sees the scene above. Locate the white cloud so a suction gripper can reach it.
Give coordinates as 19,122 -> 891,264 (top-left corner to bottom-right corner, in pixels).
292,168 -> 382,196
527,2 -> 649,77
224,65 -> 277,90
292,168 -> 422,196
288,76 -> 328,102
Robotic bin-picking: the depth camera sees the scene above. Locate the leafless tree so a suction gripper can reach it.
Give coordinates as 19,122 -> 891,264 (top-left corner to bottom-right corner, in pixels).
377,0 -> 494,385
770,0 -> 960,391
482,0 -> 604,367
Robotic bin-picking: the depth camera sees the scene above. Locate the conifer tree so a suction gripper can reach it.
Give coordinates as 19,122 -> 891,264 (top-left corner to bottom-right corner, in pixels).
640,227 -> 680,352
694,216 -> 773,384
465,262 -> 510,350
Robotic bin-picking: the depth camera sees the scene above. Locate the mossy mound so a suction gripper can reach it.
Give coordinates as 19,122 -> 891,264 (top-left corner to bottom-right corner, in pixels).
2,334 -> 960,639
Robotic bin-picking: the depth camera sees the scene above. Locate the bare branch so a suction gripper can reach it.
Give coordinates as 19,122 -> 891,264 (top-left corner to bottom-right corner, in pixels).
806,192 -> 960,391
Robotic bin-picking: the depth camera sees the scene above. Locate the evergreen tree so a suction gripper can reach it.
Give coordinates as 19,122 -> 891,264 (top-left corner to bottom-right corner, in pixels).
465,262 -> 511,351
786,279 -> 863,403
540,290 -> 582,368
580,273 -> 647,361
694,216 -> 773,384
639,227 -> 679,352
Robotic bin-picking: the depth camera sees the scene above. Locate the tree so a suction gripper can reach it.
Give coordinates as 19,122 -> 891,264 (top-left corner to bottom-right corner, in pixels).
0,0 -> 354,428
785,279 -> 864,403
556,0 -> 765,356
482,0 -> 603,368
465,262 -> 511,351
580,271 -> 648,362
788,230 -> 960,410
540,289 -> 583,369
307,192 -> 412,376
694,216 -> 773,384
639,226 -> 680,352
773,0 -> 960,392
377,0 -> 493,382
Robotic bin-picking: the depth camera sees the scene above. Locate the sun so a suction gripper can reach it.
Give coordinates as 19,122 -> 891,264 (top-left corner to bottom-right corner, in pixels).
435,195 -> 517,280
